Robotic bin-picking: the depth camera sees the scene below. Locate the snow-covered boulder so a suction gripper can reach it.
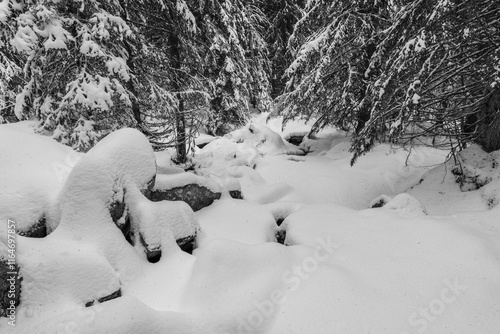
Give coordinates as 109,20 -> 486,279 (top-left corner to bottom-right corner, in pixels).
284,132 -> 308,146
451,144 -> 498,191
382,193 -> 428,218
128,186 -> 200,261
370,195 -> 392,208
0,129 -> 159,317
150,173 -> 223,212
227,124 -> 305,156
408,144 -> 500,214
0,122 -> 82,237
194,137 -> 261,170
49,128 -> 157,234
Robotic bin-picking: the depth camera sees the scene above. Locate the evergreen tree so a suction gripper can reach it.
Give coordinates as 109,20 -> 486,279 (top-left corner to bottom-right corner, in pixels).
275,0 -> 391,138
351,0 -> 500,161
0,0 -> 25,123
122,0 -> 208,163
277,0 -> 500,163
261,0 -> 305,98
4,0 -> 137,151
2,0 -> 273,161
201,0 -> 272,136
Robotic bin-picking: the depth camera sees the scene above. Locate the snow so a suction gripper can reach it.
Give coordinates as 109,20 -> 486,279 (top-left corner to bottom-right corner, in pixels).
408,144 -> 500,215
127,186 -> 199,252
195,198 -> 277,247
382,192 -> 428,218
0,122 -> 82,233
2,116 -> 500,334
274,203 -> 500,334
0,0 -> 10,23
227,124 -> 305,156
155,172 -> 221,193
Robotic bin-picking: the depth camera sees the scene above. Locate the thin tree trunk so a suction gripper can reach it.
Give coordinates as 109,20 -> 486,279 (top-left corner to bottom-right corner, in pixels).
175,98 -> 187,163
475,87 -> 500,152
169,33 -> 187,163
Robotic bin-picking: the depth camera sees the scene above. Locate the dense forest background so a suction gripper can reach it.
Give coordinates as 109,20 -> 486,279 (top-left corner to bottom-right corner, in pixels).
1,0 -> 499,163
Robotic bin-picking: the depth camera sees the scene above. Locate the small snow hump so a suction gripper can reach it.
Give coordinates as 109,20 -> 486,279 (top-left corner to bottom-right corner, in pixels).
383,193 -> 428,218
370,195 -> 392,208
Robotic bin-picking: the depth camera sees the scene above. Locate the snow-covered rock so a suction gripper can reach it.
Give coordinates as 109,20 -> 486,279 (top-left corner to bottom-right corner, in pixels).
150,172 -> 241,211
50,128 -> 156,234
128,185 -> 200,260
370,193 -> 428,218
382,193 -> 428,218
227,124 -> 305,156
409,144 -> 500,214
370,194 -> 392,208
0,122 -> 82,235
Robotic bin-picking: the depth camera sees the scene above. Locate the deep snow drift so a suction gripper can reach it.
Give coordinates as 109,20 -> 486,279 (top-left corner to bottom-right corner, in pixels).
1,115 -> 500,334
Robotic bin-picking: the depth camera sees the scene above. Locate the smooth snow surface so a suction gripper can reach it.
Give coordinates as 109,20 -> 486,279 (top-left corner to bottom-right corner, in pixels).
0,122 -> 82,233
1,115 -> 500,334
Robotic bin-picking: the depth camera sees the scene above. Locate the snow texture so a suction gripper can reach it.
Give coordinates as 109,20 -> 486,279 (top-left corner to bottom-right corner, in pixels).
2,117 -> 500,334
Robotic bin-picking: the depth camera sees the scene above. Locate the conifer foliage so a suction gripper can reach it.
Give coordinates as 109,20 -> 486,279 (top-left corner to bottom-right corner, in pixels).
278,0 -> 500,163
1,0 -> 499,163
0,0 -> 272,161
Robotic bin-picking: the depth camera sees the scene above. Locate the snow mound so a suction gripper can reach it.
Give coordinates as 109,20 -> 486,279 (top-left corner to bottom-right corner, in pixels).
274,203 -> 500,333
369,194 -> 392,208
128,186 -> 200,255
0,128 -> 207,327
0,123 -> 81,233
195,198 -> 277,247
154,172 -> 221,193
242,182 -> 302,204
193,138 -> 260,171
18,241 -> 121,319
452,144 -> 498,191
409,144 -> 500,214
50,128 -> 156,233
195,133 -> 217,147
227,124 -> 305,156
382,193 -> 428,218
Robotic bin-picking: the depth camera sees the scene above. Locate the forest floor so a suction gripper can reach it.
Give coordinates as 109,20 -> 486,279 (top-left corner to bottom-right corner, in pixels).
1,113 -> 500,333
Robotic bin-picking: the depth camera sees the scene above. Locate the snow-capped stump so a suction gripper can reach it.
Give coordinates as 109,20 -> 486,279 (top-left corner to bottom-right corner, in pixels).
370,195 -> 392,208
127,186 -> 200,261
382,193 -> 428,218
149,173 -> 241,212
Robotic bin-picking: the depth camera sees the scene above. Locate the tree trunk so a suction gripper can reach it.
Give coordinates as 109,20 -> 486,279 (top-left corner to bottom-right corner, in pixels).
175,99 -> 187,163
169,33 -> 187,163
475,87 -> 500,152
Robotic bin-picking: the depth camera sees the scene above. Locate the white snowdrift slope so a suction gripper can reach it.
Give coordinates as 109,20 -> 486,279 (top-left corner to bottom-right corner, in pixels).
273,204 -> 500,333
